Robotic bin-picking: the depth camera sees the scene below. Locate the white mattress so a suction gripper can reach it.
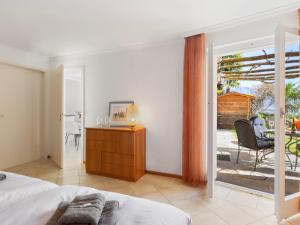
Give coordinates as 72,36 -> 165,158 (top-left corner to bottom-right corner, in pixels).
0,172 -> 191,225
0,172 -> 58,210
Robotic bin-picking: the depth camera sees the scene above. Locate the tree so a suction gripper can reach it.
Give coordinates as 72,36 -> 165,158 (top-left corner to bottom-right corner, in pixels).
218,54 -> 242,94
251,82 -> 300,116
285,83 -> 300,116
251,83 -> 274,115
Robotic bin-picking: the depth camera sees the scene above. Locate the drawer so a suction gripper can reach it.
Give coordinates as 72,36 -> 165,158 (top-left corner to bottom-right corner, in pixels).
94,130 -> 121,142
95,133 -> 133,154
96,140 -> 133,154
101,152 -> 134,166
95,130 -> 132,140
101,163 -> 134,179
96,140 -> 119,151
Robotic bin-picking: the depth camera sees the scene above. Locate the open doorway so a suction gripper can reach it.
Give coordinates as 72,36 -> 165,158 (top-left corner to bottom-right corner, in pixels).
207,25 -> 300,222
214,37 -> 300,197
216,46 -> 277,195
63,67 -> 84,168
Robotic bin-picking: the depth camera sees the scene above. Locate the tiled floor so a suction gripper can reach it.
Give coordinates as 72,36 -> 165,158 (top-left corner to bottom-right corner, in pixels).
4,158 -> 300,225
64,142 -> 83,168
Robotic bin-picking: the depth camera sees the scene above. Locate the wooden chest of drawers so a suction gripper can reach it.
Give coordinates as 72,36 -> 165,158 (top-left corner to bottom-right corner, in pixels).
85,126 -> 145,181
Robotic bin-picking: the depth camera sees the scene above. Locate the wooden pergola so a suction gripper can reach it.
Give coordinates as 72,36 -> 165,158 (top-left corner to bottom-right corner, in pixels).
218,51 -> 300,83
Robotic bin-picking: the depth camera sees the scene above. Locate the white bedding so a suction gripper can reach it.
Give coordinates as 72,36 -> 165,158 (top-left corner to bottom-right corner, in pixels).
0,173 -> 191,225
0,171 -> 58,210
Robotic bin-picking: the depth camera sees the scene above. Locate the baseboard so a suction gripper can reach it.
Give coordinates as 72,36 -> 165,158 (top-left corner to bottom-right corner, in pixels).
146,170 -> 182,179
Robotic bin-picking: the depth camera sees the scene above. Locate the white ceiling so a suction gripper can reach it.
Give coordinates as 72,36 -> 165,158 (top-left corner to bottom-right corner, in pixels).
0,0 -> 299,57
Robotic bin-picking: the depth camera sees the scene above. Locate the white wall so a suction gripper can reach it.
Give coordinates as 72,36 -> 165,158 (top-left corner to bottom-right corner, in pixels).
0,62 -> 43,169
65,79 -> 82,115
51,40 -> 185,175
0,43 -> 49,71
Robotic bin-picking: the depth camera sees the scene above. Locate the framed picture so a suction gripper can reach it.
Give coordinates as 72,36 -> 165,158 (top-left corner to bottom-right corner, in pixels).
108,101 -> 134,126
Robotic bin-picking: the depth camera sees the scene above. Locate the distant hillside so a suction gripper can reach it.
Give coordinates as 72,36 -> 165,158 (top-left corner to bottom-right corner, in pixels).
231,86 -> 256,95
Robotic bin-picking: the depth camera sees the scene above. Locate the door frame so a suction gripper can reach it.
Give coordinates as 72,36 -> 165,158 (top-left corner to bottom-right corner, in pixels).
274,24 -> 300,221
206,38 -> 276,198
206,34 -> 281,197
51,65 -> 65,168
207,41 -> 217,197
62,65 -> 86,165
206,24 -> 300,221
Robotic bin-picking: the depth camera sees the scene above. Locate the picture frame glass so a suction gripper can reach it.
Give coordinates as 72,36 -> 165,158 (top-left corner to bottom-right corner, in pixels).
109,101 -> 134,126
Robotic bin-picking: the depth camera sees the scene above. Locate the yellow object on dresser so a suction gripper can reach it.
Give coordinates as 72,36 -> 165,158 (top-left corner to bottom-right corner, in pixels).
85,126 -> 146,181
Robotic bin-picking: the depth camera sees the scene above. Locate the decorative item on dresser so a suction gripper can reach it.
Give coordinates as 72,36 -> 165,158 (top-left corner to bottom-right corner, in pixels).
108,101 -> 134,126
85,126 -> 146,181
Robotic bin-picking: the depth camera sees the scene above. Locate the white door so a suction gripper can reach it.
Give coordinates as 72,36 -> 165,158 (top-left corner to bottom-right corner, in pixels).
51,65 -> 64,168
275,25 -> 300,221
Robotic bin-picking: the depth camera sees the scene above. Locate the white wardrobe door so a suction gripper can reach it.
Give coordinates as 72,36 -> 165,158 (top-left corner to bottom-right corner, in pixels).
0,62 -> 43,169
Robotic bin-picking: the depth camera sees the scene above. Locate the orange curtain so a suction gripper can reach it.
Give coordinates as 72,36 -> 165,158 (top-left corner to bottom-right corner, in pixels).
182,34 -> 206,186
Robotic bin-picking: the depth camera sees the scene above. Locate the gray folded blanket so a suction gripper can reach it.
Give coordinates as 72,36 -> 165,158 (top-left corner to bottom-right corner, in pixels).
46,202 -> 69,225
98,201 -> 119,225
58,193 -> 106,225
46,199 -> 119,225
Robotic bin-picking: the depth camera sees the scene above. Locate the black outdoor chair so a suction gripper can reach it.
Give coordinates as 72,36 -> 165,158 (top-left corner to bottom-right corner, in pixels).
234,119 -> 274,170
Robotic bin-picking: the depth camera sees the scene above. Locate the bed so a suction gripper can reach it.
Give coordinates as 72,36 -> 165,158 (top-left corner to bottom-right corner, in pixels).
0,171 -> 192,225
0,172 -> 58,210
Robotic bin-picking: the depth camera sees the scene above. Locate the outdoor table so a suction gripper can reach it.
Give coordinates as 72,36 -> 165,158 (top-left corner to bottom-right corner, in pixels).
285,131 -> 300,170
263,129 -> 298,170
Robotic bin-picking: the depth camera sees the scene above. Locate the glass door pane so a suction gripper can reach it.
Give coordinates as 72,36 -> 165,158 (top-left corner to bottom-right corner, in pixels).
275,26 -> 300,221
216,37 -> 276,195
284,32 -> 300,199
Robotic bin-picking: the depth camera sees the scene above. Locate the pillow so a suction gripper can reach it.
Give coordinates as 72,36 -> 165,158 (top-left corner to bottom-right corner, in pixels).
252,117 -> 267,138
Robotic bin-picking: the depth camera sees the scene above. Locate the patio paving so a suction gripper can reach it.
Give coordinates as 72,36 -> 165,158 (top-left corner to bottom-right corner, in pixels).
217,129 -> 300,195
